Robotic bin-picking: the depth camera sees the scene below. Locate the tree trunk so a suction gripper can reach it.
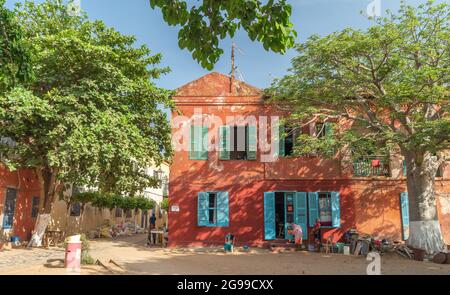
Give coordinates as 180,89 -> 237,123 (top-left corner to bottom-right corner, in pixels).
404,150 -> 446,255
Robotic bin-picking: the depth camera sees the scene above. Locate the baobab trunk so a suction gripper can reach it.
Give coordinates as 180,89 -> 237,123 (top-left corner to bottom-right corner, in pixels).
405,151 -> 446,255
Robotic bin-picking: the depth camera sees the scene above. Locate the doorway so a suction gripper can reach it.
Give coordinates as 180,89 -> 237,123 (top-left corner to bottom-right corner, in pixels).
2,188 -> 17,229
275,192 -> 285,239
264,191 -> 308,241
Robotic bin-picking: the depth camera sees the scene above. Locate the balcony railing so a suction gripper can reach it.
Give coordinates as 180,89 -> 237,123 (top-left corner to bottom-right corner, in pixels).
353,156 -> 391,177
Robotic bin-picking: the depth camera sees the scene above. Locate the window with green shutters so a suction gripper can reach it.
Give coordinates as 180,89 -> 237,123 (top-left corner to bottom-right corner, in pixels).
219,125 -> 257,161
190,125 -> 208,160
308,192 -> 340,228
316,122 -> 334,138
278,124 -> 302,158
198,191 -> 229,227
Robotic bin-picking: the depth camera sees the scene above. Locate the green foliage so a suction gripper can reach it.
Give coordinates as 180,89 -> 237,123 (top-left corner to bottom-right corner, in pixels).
91,192 -> 115,210
0,1 -> 173,209
72,192 -> 97,205
0,0 -> 33,92
149,0 -> 297,70
135,196 -> 155,211
72,191 -> 155,211
160,197 -> 169,212
267,1 -> 449,159
80,234 -> 95,265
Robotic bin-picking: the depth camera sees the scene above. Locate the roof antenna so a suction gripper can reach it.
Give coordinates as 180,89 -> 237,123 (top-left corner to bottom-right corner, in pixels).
230,42 -> 236,94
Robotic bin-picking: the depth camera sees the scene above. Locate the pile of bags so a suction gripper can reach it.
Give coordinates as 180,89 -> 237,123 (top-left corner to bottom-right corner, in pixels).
88,220 -> 146,239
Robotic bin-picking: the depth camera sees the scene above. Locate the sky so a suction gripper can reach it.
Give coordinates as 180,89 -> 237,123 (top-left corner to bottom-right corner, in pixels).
6,0 -> 437,91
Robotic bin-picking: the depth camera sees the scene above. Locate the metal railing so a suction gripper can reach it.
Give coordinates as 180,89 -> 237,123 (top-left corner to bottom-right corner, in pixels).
353,156 -> 391,177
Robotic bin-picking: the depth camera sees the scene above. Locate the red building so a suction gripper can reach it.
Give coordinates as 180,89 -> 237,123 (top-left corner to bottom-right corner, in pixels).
168,72 -> 450,247
0,164 -> 40,241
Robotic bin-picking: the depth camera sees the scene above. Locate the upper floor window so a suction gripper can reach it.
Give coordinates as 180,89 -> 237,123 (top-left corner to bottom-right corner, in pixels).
279,125 -> 301,157
315,122 -> 334,138
219,125 -> 257,161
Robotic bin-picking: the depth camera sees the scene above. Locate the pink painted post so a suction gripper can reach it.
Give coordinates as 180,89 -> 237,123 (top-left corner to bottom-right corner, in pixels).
65,242 -> 82,272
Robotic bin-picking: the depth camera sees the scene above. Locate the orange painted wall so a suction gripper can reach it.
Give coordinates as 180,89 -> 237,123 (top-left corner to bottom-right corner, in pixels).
0,164 -> 40,241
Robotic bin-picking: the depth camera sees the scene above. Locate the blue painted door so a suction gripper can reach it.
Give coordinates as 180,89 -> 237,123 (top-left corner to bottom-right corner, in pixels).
2,188 -> 17,229
264,192 -> 276,240
308,192 -> 319,227
294,192 -> 308,240
400,192 -> 410,240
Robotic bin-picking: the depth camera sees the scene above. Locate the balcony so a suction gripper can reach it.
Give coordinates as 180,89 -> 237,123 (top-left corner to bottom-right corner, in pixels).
353,156 -> 391,177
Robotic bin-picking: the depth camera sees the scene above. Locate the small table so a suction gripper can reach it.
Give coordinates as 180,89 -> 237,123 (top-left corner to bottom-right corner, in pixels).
149,230 -> 166,247
44,230 -> 63,247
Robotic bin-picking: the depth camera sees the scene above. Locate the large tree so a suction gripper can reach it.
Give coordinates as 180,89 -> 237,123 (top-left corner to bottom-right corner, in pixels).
0,0 -> 172,215
268,1 -> 449,254
149,0 -> 297,69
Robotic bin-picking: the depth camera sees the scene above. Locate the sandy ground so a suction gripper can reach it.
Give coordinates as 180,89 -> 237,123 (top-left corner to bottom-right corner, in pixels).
1,234 -> 449,275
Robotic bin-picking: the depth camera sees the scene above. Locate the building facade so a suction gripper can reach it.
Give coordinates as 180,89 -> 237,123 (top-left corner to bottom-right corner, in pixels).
168,72 -> 450,247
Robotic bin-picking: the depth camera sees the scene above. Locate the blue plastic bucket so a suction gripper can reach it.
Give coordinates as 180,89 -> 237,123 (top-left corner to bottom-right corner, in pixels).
11,236 -> 20,243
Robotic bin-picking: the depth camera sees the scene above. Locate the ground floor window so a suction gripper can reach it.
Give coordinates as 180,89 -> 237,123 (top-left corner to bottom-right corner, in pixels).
31,197 -> 40,218
198,191 -> 229,227
70,202 -> 81,217
318,193 -> 332,227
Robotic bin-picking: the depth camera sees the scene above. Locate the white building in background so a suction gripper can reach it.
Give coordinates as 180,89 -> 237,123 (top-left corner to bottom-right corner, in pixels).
144,161 -> 169,204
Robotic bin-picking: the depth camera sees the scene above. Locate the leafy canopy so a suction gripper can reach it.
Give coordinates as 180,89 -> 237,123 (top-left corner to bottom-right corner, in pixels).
267,0 -> 449,159
149,0 -> 297,70
0,0 -> 173,198
0,0 -> 33,92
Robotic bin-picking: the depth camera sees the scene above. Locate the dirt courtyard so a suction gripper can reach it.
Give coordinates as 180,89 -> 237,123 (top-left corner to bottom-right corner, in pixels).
1,234 -> 449,275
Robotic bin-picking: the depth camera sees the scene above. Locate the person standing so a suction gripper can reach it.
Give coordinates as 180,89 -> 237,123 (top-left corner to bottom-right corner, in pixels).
292,223 -> 303,247
313,219 -> 322,251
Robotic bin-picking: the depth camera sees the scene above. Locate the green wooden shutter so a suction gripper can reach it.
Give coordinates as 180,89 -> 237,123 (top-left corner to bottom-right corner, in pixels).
198,192 -> 209,226
216,191 -> 229,227
331,192 -> 341,228
219,126 -> 230,160
400,192 -> 410,240
201,126 -> 209,159
190,125 -> 208,160
247,125 -> 257,160
294,192 -> 308,240
264,192 -> 276,240
308,192 -> 319,227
